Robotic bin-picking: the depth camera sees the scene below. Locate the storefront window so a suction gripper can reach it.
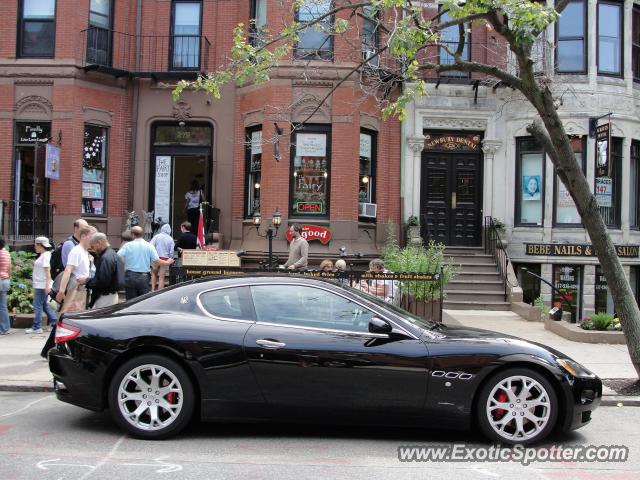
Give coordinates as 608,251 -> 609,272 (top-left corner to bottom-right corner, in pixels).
291,126 -> 330,217
359,130 -> 375,206
554,137 -> 585,226
82,125 -> 108,216
516,137 -> 545,226
246,127 -> 262,217
594,266 -> 615,315
514,263 -> 541,305
552,264 -> 582,323
595,137 -> 622,228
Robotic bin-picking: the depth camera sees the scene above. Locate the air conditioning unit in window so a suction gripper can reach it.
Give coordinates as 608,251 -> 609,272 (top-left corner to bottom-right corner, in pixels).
359,202 -> 377,218
362,48 -> 380,68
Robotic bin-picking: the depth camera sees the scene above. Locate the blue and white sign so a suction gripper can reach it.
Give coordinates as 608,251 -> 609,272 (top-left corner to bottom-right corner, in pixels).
45,144 -> 60,179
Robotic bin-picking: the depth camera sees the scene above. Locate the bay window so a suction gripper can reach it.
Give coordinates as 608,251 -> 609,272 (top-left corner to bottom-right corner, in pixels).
556,0 -> 586,73
295,0 -> 333,60
18,0 -> 56,58
597,1 -> 623,76
359,130 -> 376,207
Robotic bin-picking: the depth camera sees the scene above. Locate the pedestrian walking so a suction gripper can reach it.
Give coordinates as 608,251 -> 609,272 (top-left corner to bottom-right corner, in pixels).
150,224 -> 174,291
28,236 -> 57,334
0,236 -> 11,336
87,233 -> 122,308
56,226 -> 93,313
118,226 -> 174,300
283,224 -> 309,271
50,218 -> 89,278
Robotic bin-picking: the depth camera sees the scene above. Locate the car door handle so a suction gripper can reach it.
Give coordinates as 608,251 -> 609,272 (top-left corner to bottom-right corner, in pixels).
256,339 -> 286,350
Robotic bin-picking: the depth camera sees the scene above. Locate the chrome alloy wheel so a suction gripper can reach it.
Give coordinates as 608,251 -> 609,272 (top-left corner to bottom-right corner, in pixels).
485,375 -> 552,442
117,364 -> 184,431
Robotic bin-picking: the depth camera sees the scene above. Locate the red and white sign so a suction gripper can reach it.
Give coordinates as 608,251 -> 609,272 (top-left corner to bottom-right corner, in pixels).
286,225 -> 331,244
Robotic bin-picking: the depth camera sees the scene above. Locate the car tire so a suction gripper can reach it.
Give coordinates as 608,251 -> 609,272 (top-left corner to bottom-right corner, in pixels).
108,354 -> 195,439
477,367 -> 558,445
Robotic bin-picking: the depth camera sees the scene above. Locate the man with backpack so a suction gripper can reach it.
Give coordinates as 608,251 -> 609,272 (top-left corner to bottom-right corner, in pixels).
50,218 -> 89,279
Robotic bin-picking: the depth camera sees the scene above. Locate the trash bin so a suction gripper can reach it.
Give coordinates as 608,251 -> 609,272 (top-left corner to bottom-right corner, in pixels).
549,307 -> 563,321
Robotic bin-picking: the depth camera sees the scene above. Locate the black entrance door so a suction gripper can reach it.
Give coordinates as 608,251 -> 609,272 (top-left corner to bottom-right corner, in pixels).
420,151 -> 482,246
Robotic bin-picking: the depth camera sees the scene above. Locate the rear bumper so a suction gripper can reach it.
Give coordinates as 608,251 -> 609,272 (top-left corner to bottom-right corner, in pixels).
561,376 -> 602,432
48,347 -> 106,412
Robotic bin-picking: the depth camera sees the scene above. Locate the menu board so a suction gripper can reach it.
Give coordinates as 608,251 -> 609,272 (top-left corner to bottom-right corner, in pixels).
182,250 -> 241,267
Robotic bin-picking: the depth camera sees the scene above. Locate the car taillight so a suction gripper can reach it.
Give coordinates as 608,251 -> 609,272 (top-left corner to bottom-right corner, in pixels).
55,321 -> 81,344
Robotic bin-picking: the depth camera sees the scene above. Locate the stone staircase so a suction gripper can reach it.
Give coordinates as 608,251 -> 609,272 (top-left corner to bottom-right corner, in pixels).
443,247 -> 511,311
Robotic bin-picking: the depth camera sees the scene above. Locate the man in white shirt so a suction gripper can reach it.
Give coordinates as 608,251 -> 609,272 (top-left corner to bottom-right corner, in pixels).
56,226 -> 93,313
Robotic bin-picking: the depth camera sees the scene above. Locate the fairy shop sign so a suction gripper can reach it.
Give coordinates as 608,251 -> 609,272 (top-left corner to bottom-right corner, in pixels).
285,225 -> 331,244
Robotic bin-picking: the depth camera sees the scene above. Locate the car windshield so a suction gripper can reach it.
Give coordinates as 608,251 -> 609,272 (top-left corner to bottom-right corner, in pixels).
340,284 -> 439,331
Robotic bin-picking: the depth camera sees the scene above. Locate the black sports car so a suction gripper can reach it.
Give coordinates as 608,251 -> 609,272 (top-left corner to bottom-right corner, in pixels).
48,275 -> 601,444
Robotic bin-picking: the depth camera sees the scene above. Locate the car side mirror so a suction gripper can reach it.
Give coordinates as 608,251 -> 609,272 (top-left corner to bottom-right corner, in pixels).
369,317 -> 392,334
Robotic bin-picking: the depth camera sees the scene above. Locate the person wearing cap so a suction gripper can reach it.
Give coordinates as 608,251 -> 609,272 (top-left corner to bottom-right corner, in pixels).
29,236 -> 57,334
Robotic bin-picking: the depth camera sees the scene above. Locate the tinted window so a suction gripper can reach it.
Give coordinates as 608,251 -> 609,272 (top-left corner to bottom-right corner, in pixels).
251,285 -> 373,333
199,287 -> 253,320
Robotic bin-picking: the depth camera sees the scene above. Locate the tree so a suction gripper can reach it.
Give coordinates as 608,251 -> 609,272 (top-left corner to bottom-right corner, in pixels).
174,0 -> 640,377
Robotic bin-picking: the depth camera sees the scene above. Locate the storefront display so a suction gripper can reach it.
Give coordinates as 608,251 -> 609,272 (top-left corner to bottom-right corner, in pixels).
552,264 -> 582,323
82,125 -> 108,215
291,129 -> 329,216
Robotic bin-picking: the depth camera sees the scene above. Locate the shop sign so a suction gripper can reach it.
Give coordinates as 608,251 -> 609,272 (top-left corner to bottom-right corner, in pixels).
423,133 -> 481,152
182,250 -> 241,267
294,201 -> 325,215
45,143 -> 60,179
251,130 -> 262,154
359,133 -> 371,158
16,122 -> 50,144
595,123 -> 611,177
525,243 -> 639,258
595,177 -> 612,207
296,133 -> 326,157
154,156 -> 171,225
285,225 -> 331,244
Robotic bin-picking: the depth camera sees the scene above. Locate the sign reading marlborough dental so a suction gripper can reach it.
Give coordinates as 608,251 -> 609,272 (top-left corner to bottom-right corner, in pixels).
525,243 -> 639,258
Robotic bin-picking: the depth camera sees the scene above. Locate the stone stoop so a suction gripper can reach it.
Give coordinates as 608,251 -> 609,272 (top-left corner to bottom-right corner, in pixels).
443,247 -> 511,311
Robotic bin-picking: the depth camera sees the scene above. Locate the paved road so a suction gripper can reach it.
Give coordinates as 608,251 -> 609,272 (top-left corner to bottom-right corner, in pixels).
0,392 -> 638,480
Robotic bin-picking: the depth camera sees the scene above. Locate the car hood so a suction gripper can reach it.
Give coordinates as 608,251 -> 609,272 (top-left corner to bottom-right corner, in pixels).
425,324 -> 570,361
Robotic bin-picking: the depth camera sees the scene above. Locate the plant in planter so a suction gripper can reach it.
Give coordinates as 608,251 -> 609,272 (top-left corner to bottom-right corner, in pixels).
405,215 -> 422,245
533,296 -> 546,319
580,312 -> 614,331
7,251 -> 35,314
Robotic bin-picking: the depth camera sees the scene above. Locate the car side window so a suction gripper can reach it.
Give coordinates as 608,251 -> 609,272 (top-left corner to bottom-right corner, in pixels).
250,284 -> 374,333
199,286 -> 254,320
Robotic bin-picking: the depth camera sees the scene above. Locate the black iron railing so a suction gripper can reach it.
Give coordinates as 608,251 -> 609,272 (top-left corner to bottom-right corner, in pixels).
169,267 -> 444,323
484,216 -> 509,301
80,27 -> 211,76
0,200 -> 54,242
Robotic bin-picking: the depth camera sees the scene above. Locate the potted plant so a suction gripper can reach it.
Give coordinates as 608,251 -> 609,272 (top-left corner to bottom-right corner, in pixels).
406,215 -> 422,245
491,218 -> 508,248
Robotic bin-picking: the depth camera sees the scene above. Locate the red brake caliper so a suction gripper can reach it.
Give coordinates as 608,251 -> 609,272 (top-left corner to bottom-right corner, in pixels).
166,392 -> 176,404
494,391 -> 508,419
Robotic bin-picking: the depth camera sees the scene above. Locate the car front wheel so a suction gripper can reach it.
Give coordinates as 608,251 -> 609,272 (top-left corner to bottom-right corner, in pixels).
477,368 -> 558,445
108,354 -> 194,439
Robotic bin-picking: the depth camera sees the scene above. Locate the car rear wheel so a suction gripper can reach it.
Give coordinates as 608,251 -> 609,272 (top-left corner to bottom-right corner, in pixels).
108,354 -> 194,439
477,368 -> 558,445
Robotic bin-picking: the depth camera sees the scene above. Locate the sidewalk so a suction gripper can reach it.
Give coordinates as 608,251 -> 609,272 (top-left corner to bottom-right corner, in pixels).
444,309 -> 640,406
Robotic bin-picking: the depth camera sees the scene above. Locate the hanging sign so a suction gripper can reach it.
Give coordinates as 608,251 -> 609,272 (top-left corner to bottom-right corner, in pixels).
154,156 -> 171,225
296,133 -> 326,157
45,143 -> 60,179
285,225 -> 331,244
525,243 -> 639,258
595,123 -> 611,177
595,177 -> 612,207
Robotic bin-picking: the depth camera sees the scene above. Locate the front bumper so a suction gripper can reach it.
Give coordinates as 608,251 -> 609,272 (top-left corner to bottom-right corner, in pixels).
48,347 -> 106,412
561,376 -> 602,432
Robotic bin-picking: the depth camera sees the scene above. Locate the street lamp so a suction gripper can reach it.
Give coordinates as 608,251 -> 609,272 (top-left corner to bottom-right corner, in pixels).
253,208 -> 281,270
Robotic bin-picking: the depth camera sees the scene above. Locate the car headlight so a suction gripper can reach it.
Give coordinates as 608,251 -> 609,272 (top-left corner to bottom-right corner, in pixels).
556,358 -> 596,378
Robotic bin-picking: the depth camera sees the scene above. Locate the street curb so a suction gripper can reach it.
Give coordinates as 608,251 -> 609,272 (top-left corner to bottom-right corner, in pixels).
0,382 -> 54,393
600,397 -> 640,407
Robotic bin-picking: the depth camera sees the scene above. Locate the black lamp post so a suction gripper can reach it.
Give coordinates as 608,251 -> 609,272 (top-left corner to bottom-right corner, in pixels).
253,208 -> 281,270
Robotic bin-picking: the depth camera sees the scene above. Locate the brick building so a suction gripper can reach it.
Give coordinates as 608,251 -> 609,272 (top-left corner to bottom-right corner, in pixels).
0,0 -> 402,264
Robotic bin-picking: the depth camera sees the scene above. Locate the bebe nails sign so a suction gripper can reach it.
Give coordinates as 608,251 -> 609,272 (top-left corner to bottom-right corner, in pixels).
285,225 -> 331,244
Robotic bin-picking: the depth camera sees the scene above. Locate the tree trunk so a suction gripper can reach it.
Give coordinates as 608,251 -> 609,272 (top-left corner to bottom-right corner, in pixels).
528,86 -> 640,378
